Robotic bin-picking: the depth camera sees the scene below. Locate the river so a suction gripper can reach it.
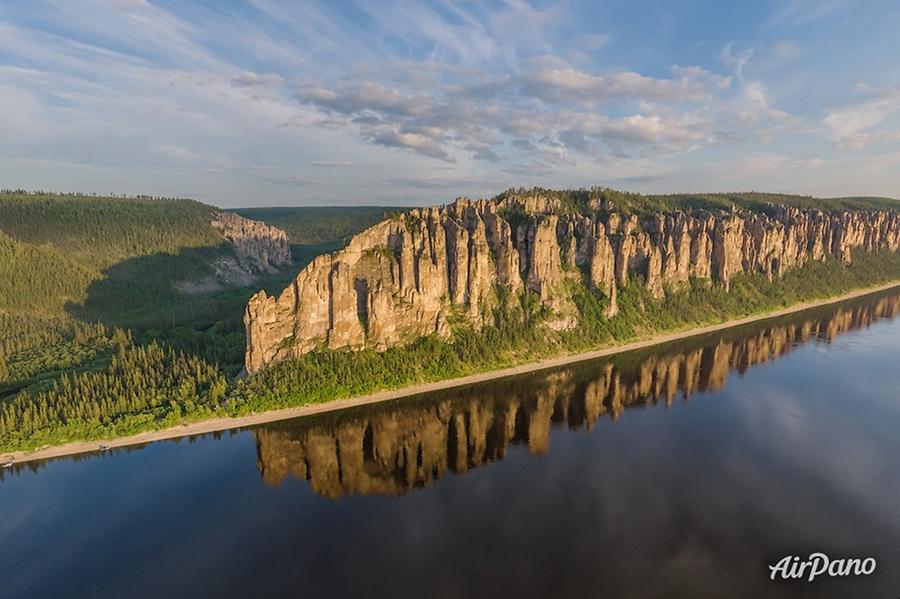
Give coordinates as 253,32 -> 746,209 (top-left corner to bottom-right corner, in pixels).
2,290 -> 900,598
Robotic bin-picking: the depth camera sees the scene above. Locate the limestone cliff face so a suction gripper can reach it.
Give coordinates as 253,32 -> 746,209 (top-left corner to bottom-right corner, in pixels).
178,212 -> 292,293
244,195 -> 900,373
211,211 -> 291,274
253,293 -> 900,497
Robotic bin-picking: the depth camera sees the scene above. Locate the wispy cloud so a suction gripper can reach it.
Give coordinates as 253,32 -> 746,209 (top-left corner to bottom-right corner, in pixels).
0,0 -> 897,205
764,0 -> 851,27
823,87 -> 900,149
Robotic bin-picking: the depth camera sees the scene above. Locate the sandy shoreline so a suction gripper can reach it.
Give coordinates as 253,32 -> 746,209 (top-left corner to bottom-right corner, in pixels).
4,280 -> 899,466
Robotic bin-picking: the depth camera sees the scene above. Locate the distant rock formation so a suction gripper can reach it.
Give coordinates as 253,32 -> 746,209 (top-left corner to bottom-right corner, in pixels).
244,194 -> 900,373
212,211 -> 291,273
174,211 -> 293,292
253,293 -> 900,497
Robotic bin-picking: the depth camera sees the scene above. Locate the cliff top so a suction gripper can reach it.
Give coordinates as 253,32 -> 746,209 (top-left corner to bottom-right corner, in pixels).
490,187 -> 899,218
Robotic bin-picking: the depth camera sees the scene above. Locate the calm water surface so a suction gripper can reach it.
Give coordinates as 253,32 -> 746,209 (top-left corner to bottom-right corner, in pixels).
2,291 -> 900,598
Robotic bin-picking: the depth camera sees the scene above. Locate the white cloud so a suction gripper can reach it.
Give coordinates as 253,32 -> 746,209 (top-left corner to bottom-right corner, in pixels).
0,0 -> 894,205
823,87 -> 900,149
520,64 -> 731,104
369,129 -> 455,162
292,60 -> 744,165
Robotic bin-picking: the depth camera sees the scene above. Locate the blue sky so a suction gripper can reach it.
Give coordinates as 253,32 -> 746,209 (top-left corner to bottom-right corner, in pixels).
1,0 -> 899,207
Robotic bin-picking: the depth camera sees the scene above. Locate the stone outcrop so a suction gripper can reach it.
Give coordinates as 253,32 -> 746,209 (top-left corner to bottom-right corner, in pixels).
211,211 -> 291,274
244,195 -> 900,373
253,293 -> 900,497
178,212 -> 292,293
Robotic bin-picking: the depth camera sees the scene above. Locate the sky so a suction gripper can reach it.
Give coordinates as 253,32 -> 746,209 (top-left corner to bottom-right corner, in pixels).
1,0 -> 899,208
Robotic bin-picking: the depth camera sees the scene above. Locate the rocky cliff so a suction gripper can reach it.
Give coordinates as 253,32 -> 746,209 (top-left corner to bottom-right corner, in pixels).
244,194 -> 900,373
212,211 -> 291,273
253,293 -> 900,497
181,211 -> 292,291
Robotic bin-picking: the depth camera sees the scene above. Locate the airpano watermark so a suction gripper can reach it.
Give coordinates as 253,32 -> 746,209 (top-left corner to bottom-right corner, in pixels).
769,553 -> 876,582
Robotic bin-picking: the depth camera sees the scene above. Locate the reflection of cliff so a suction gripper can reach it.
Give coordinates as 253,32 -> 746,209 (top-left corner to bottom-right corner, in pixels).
254,293 -> 900,498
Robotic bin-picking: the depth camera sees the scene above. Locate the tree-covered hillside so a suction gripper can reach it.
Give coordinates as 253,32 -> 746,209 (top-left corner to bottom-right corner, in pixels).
0,229 -> 97,313
495,187 -> 899,217
1,187 -> 898,453
0,192 -> 292,406
0,192 -> 221,270
0,192 -> 233,320
0,191 -> 388,423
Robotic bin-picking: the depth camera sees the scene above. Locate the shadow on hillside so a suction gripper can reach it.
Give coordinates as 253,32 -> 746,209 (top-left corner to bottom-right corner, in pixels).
63,240 -> 344,374
63,244 -> 293,374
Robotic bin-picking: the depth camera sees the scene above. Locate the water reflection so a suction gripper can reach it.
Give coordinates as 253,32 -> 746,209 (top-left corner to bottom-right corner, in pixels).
254,291 -> 900,498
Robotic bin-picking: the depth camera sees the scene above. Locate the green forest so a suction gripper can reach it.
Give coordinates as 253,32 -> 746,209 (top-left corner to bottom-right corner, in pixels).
1,188 -> 899,453
496,187 -> 900,217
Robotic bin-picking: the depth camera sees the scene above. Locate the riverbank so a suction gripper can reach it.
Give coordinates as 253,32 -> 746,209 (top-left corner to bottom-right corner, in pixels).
4,279 -> 899,466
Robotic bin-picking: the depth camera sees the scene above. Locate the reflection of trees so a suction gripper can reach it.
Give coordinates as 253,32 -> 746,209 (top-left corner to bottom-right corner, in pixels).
255,294 -> 900,498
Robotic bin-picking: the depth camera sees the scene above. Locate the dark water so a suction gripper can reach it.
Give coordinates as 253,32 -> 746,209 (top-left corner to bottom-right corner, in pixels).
3,291 -> 900,599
